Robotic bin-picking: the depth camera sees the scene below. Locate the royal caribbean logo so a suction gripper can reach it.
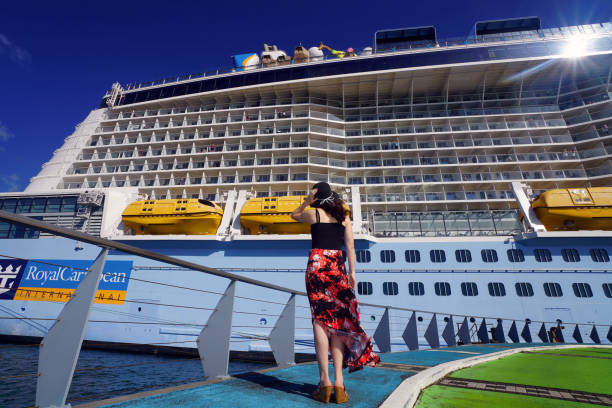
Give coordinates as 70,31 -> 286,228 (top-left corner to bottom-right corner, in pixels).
0,259 -> 28,300
0,259 -> 133,304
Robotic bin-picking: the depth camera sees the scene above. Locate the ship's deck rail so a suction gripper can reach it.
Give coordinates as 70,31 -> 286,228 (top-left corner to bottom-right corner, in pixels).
121,21 -> 612,92
0,209 -> 610,407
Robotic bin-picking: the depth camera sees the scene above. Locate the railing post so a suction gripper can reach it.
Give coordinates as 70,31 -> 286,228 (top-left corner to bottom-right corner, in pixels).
402,311 -> 419,350
424,313 -> 440,349
538,323 -> 549,343
457,317 -> 471,345
197,280 -> 235,380
36,248 -> 108,408
590,325 -> 601,344
441,315 -> 456,346
373,307 -> 391,353
268,293 -> 296,366
508,320 -> 520,343
477,318 -> 489,344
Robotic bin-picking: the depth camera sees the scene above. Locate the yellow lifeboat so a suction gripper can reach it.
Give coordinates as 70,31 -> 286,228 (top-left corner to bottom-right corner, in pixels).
240,196 -> 312,234
531,187 -> 612,231
122,198 -> 223,235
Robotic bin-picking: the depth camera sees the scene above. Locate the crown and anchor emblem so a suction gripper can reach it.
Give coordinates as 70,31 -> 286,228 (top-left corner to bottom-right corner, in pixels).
0,264 -> 21,295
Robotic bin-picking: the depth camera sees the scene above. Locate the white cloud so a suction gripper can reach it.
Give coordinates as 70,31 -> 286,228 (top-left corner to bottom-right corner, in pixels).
0,174 -> 19,192
0,122 -> 14,142
0,33 -> 31,65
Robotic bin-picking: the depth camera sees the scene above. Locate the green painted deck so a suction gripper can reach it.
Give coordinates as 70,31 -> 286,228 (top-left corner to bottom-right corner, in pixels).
449,349 -> 612,394
417,385 -> 598,408
77,344 -> 612,408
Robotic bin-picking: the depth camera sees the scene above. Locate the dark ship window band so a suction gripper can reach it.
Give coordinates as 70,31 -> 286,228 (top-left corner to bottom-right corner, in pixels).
111,37 -> 612,107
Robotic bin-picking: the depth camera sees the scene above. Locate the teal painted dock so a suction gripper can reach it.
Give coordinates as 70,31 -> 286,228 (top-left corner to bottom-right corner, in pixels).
78,343 -> 547,408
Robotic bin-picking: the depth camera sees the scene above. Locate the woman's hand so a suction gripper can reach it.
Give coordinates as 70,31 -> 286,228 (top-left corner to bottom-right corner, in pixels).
348,272 -> 356,289
305,188 -> 317,206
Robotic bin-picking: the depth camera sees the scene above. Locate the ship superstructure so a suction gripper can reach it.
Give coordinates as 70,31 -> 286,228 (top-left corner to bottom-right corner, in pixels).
26,19 -> 612,234
1,18 -> 611,352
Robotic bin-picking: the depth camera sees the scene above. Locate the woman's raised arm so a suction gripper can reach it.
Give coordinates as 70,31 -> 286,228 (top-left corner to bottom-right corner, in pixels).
291,188 -> 317,224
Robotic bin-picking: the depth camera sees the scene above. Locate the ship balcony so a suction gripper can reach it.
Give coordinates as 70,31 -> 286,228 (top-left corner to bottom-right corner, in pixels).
83,127 -> 607,159
100,88 -> 612,131
62,163 -> 612,192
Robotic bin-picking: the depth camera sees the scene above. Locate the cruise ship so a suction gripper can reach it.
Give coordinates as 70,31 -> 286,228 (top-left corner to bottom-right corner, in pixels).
1,17 -> 611,353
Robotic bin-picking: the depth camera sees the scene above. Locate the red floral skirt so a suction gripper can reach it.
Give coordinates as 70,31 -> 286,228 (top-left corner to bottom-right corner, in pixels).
305,248 -> 380,373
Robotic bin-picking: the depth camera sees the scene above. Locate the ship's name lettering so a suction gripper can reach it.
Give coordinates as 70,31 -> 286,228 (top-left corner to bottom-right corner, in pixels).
26,266 -> 85,286
25,266 -> 126,285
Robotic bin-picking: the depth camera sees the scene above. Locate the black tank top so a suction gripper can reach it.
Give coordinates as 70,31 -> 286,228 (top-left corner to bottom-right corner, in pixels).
311,209 -> 345,250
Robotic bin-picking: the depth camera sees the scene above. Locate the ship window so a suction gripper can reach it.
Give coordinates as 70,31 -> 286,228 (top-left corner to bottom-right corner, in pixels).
561,248 -> 580,263
383,282 -> 398,296
0,221 -> 11,238
357,281 -> 373,295
603,283 -> 612,298
408,282 -> 424,296
461,282 -> 478,296
455,249 -> 472,263
434,282 -> 451,296
356,250 -> 371,263
405,250 -> 420,263
61,197 -> 77,212
45,197 -> 61,212
590,248 -> 610,262
543,282 -> 563,297
16,199 -> 32,213
515,282 -> 534,297
488,282 -> 506,297
430,249 -> 446,263
481,249 -> 498,263
572,283 -> 593,298
380,250 -> 395,263
2,199 -> 17,213
534,248 -> 552,262
507,249 -> 525,262
31,198 -> 47,213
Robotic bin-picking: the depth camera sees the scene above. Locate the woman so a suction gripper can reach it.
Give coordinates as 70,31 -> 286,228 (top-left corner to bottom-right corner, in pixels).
291,182 -> 380,404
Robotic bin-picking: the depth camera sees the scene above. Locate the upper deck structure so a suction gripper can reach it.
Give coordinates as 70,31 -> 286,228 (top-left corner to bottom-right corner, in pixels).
27,19 -> 612,217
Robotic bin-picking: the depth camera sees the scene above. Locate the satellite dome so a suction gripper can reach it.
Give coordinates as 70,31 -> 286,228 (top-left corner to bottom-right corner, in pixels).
309,47 -> 324,61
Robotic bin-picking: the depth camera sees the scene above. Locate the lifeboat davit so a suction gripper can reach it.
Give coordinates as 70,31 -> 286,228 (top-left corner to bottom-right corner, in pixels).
122,199 -> 223,235
240,196 -> 311,234
531,187 -> 612,231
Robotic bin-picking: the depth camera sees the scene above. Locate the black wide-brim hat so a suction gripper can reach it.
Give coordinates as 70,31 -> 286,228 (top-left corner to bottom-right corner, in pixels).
311,182 -> 338,208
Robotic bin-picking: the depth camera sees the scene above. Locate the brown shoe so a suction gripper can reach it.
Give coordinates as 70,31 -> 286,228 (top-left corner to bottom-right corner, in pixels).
312,384 -> 333,403
334,386 -> 349,404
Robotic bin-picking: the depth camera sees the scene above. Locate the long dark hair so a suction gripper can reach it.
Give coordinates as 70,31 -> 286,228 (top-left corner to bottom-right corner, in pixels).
318,193 -> 348,223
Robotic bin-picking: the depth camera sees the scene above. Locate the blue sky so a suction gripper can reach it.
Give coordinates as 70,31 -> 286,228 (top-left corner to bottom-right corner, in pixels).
0,0 -> 611,192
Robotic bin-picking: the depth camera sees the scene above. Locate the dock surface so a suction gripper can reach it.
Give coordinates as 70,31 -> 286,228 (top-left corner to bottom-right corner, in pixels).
77,343 -> 612,408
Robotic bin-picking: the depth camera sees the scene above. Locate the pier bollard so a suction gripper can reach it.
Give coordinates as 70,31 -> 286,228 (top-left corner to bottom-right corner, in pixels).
36,248 -> 108,408
197,280 -> 236,380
